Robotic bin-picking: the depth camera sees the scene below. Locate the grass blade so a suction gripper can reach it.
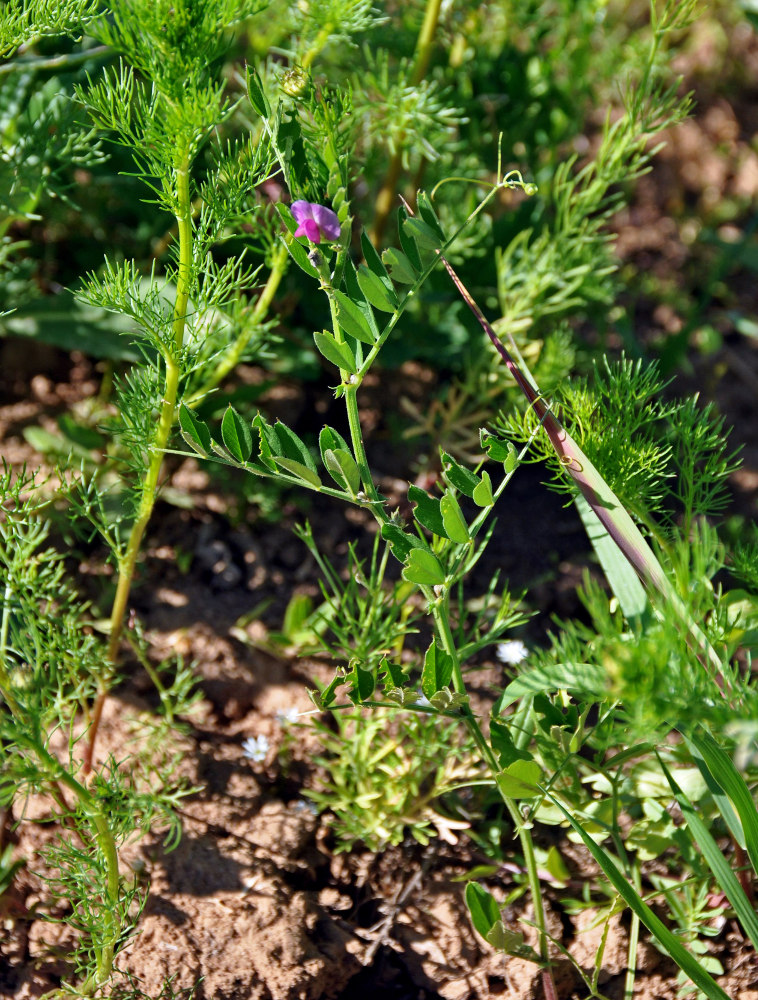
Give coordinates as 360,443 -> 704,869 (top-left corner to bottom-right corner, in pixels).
437,247 -> 725,682
658,753 -> 758,951
688,730 -> 758,876
545,792 -> 731,1000
574,492 -> 648,623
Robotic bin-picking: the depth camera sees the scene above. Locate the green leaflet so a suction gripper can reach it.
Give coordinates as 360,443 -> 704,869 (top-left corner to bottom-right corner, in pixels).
221,405 -> 252,463
357,264 -> 397,312
440,492 -> 469,543
402,547 -> 445,586
313,331 -> 357,372
333,289 -> 376,345
179,403 -> 211,456
323,447 -> 360,495
408,484 -> 446,537
421,639 -> 454,699
381,247 -> 418,284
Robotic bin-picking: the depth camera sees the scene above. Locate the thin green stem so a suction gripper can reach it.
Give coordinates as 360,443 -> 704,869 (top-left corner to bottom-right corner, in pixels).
363,541 -> 391,637
413,0 -> 444,85
0,584 -> 23,719
431,593 -> 554,983
344,384 -> 383,506
0,44 -> 111,76
85,154 -> 193,773
361,182 -> 504,380
0,582 -> 12,668
317,252 -> 386,510
31,738 -> 120,992
127,634 -> 173,725
517,813 -> 552,969
301,25 -> 333,70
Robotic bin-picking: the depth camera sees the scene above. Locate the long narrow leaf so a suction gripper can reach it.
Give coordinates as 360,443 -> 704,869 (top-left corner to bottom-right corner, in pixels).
658,755 -> 758,951
574,493 -> 647,622
685,735 -> 745,850
689,730 -> 758,876
546,793 -> 731,1000
436,244 -> 724,680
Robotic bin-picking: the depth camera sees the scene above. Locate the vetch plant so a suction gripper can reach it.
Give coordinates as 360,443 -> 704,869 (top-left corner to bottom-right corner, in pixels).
1,0 -> 757,996
175,28 -> 758,991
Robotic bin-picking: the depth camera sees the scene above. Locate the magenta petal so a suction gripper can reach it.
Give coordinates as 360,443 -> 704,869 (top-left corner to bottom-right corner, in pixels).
291,200 -> 312,224
311,204 -> 340,241
293,222 -> 308,239
303,218 -> 321,243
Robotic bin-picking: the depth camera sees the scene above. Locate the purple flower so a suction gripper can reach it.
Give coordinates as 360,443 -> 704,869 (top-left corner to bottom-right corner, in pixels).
291,200 -> 340,244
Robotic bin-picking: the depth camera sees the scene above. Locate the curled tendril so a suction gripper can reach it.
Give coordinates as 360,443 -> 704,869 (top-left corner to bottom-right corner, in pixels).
430,171 -> 538,202
501,170 -> 538,196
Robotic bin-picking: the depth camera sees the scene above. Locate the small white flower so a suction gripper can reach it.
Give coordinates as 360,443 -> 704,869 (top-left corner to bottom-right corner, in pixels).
292,798 -> 318,816
414,691 -> 432,708
241,735 -> 270,762
496,639 -> 529,665
275,707 -> 300,725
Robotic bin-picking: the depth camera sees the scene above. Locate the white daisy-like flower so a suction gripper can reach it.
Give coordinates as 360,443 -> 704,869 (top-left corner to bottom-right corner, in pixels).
275,707 -> 300,725
495,639 -> 529,666
241,735 -> 270,762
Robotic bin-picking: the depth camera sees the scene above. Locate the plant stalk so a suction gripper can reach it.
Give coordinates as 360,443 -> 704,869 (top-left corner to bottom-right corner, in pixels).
431,595 -> 556,987
33,738 -> 121,992
84,154 -> 193,773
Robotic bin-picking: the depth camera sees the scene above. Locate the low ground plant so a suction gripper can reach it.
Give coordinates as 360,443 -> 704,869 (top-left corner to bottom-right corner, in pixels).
1,1 -> 757,998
